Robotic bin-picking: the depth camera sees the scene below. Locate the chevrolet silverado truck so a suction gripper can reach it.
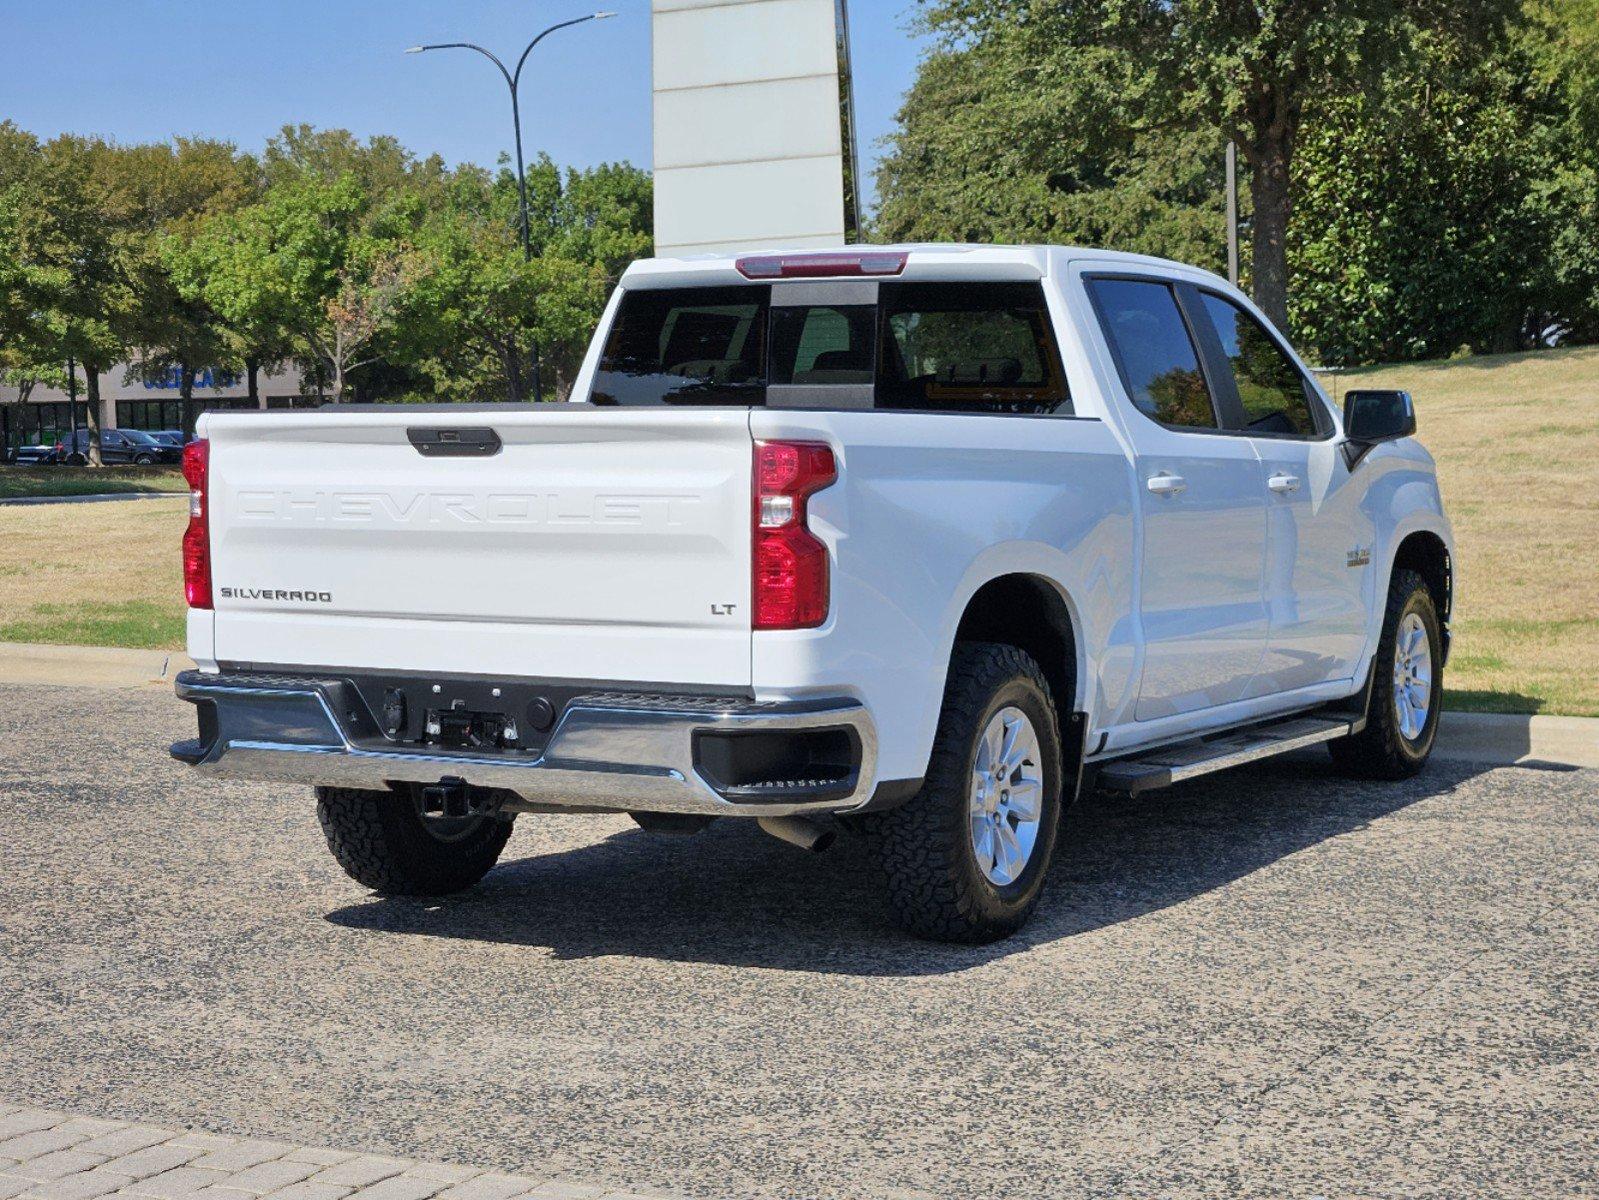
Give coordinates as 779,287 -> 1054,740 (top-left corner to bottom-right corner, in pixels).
169,245 -> 1453,943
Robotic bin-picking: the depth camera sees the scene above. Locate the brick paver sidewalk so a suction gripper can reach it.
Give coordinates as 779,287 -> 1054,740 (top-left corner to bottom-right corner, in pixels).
0,1105 -> 683,1200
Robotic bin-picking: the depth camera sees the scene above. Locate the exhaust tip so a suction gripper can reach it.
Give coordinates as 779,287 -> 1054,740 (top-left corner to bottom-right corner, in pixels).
758,815 -> 835,853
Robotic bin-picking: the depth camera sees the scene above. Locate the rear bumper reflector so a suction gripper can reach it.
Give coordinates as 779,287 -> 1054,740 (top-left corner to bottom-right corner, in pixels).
170,670 -> 877,818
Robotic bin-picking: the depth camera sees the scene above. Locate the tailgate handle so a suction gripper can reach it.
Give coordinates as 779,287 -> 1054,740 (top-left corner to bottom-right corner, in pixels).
407,427 -> 501,457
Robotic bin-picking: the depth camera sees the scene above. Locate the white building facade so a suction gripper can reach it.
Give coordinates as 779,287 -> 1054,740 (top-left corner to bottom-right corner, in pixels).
0,363 -> 314,451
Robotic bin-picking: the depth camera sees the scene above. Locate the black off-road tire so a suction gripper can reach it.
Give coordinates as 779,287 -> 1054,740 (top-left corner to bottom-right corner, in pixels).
867,642 -> 1064,944
1328,568 -> 1443,779
315,785 -> 514,895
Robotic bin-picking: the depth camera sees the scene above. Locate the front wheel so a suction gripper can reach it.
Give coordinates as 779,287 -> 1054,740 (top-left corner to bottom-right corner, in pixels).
134,453 -> 155,465
316,785 -> 514,895
1328,568 -> 1443,779
868,642 -> 1064,943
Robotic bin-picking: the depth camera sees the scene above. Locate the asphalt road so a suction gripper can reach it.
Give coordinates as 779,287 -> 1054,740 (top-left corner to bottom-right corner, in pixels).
2,682 -> 1595,1200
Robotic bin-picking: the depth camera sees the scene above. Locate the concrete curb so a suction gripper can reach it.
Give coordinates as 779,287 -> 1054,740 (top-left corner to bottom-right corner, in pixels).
1434,711 -> 1599,769
0,643 -> 194,689
0,492 -> 186,507
0,642 -> 1593,769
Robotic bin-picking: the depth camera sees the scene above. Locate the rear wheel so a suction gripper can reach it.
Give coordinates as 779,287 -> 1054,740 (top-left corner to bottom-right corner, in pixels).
868,642 -> 1063,943
1328,568 -> 1443,779
134,453 -> 155,465
316,785 -> 514,895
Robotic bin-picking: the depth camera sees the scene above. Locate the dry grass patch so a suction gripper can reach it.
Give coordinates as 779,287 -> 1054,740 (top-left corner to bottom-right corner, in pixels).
0,498 -> 186,649
1323,345 -> 1599,715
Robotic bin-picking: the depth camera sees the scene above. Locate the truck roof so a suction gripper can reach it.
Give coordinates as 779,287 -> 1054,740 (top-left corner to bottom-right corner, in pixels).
620,242 -> 1227,289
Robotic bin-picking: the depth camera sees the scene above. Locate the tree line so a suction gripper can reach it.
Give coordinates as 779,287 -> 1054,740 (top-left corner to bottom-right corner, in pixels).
875,0 -> 1599,365
0,122 -> 651,457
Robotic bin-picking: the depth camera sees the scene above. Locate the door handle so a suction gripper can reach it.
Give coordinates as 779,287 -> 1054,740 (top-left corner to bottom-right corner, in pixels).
1146,472 -> 1187,497
1267,473 -> 1302,494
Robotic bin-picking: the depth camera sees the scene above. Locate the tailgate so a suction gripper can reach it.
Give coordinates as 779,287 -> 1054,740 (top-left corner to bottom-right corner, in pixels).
199,407 -> 754,687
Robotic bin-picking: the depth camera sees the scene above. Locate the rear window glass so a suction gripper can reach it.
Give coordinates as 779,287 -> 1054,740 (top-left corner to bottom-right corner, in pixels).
590,281 -> 1071,415
590,286 -> 766,406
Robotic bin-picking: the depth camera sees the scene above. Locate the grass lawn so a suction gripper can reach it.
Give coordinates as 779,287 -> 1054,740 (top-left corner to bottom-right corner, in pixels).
1321,344 -> 1599,716
0,496 -> 186,650
1,346 -> 1594,714
0,465 -> 187,500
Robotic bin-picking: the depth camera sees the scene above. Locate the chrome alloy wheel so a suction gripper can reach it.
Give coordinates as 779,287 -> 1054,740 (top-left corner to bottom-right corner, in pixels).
968,706 -> 1045,886
1392,611 -> 1434,741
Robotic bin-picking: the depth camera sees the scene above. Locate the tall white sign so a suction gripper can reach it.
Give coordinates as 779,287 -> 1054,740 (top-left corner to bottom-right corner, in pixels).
652,0 -> 859,257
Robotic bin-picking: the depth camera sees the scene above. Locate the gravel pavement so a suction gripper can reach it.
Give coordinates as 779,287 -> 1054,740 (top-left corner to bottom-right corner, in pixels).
1,682 -> 1595,1200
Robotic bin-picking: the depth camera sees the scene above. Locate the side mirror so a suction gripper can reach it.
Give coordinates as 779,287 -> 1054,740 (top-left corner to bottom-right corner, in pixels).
1344,389 -> 1416,444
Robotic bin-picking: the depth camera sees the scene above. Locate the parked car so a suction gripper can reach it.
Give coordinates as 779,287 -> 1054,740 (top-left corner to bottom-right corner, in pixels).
55,428 -> 180,465
148,430 -> 190,452
169,244 -> 1454,943
6,444 -> 56,466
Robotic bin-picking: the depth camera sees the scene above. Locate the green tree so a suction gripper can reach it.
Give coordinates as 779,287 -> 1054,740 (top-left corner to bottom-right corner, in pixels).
173,169 -> 426,403
548,160 -> 653,283
1528,0 -> 1599,144
878,0 -> 1513,329
14,121 -> 651,414
107,137 -> 256,405
1290,14 -> 1599,362
262,124 -> 449,201
395,158 -> 649,401
874,32 -> 1226,270
15,135 -> 136,464
398,170 -> 544,402
525,156 -> 652,392
1524,0 -> 1599,344
0,122 -> 43,380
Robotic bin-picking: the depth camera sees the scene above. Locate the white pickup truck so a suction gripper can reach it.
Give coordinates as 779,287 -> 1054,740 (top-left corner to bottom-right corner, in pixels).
171,245 -> 1454,943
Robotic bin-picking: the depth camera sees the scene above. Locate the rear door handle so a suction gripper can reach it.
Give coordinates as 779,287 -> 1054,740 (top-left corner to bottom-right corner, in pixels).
1146,472 -> 1187,497
1267,473 -> 1302,494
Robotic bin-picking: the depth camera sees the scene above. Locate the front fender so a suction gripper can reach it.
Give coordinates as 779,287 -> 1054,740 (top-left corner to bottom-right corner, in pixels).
1357,440 -> 1455,671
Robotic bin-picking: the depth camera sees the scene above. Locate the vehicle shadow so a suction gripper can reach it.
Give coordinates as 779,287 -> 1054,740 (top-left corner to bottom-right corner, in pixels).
323,755 -> 1503,977
1442,688 -> 1544,714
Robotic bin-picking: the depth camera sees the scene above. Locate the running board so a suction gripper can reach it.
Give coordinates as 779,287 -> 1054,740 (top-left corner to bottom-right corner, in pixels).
1096,716 -> 1356,796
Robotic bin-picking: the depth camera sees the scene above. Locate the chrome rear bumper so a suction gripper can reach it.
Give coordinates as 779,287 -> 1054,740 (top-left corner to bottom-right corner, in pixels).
170,670 -> 877,818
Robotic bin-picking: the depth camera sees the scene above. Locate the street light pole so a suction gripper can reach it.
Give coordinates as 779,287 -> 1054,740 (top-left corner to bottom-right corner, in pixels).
407,12 -> 616,404
67,354 -> 79,460
1225,140 -> 1240,288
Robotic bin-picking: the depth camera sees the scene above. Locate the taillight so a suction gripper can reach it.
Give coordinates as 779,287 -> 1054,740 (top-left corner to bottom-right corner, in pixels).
736,251 -> 908,280
753,440 -> 837,630
182,438 -> 211,609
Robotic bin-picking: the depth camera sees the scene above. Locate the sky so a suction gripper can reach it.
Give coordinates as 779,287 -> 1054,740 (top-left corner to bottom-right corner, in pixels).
0,0 -> 929,214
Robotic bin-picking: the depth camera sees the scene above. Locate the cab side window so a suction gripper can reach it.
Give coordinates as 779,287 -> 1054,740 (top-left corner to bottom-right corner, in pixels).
1198,293 -> 1322,437
1086,278 -> 1218,430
